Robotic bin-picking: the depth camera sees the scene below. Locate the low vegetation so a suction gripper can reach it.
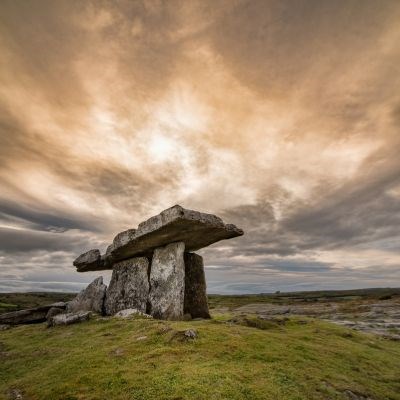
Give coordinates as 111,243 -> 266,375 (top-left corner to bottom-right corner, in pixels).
1,289 -> 399,399
1,313 -> 399,399
208,287 -> 400,310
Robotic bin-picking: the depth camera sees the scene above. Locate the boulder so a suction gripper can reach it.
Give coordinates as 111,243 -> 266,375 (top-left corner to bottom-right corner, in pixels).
74,205 -> 243,271
104,257 -> 149,315
184,252 -> 211,319
149,242 -> 185,320
67,277 -> 107,314
48,311 -> 91,327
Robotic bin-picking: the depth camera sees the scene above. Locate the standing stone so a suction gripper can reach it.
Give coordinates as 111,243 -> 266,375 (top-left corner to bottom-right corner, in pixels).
67,276 -> 107,314
149,242 -> 185,320
104,257 -> 149,316
184,253 -> 210,319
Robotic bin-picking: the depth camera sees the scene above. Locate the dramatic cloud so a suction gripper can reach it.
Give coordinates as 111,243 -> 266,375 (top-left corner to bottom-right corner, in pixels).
0,0 -> 399,293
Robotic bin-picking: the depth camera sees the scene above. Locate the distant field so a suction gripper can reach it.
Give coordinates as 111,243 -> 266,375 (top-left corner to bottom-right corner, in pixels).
1,288 -> 400,314
209,287 -> 400,310
0,292 -> 76,314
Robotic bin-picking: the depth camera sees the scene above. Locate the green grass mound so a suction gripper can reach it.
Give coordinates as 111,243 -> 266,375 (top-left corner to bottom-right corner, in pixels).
1,315 -> 399,400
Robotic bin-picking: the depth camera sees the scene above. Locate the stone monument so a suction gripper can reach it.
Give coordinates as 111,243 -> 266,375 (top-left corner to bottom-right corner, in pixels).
72,205 -> 243,320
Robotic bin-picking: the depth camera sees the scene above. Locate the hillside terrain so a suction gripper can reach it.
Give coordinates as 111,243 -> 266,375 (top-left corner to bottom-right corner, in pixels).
1,288 -> 400,400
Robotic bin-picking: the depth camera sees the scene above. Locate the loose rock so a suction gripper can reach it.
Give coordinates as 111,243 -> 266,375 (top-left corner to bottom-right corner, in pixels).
114,308 -> 152,319
46,307 -> 64,320
0,324 -> 11,331
48,311 -> 91,327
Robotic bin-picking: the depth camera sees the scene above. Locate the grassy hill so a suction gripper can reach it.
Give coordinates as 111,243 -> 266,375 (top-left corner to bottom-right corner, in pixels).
1,313 -> 400,400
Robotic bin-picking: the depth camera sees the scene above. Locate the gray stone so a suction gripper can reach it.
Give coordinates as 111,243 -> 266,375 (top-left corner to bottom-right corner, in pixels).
73,249 -> 103,272
114,308 -> 152,319
184,252 -> 210,319
7,388 -> 23,400
104,257 -> 149,316
50,302 -> 67,308
0,324 -> 11,330
48,311 -> 91,327
67,277 -> 107,314
0,305 -> 55,325
184,328 -> 198,339
46,307 -> 64,320
170,328 -> 198,342
74,205 -> 243,271
149,242 -> 185,320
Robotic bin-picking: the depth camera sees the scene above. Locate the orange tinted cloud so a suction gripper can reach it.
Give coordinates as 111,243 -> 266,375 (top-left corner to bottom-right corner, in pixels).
1,0 -> 400,292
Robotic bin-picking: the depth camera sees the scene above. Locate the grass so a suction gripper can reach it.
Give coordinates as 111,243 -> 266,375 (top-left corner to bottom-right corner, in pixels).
1,314 -> 400,400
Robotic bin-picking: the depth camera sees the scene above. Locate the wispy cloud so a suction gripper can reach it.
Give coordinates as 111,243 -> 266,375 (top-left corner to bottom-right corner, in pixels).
1,0 -> 400,293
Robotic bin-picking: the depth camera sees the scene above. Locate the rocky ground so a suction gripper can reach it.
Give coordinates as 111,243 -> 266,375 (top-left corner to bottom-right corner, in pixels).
1,289 -> 400,399
215,296 -> 400,341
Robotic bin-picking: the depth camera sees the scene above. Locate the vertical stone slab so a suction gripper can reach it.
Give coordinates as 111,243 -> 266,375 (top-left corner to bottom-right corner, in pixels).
104,257 -> 149,315
67,276 -> 107,314
149,242 -> 185,320
184,253 -> 211,319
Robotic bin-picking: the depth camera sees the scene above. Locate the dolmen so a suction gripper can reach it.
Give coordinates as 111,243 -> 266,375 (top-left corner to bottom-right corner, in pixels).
72,205 -> 243,320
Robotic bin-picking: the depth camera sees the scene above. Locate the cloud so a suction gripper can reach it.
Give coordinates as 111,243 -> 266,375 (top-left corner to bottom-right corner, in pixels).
1,0 -> 400,293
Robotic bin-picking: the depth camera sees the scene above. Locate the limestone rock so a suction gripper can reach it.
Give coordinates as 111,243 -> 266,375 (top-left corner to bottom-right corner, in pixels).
149,242 -> 185,320
46,307 -> 64,320
73,249 -> 104,272
104,257 -> 149,315
74,205 -> 243,271
0,305 -> 59,325
50,302 -> 67,308
48,311 -> 91,327
169,328 -> 198,342
0,324 -> 11,330
184,328 -> 198,339
114,308 -> 152,319
67,277 -> 107,314
184,252 -> 211,319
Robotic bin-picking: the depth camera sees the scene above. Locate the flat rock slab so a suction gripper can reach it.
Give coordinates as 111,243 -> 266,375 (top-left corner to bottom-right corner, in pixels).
104,257 -> 150,315
48,311 -> 91,327
73,249 -> 103,272
74,205 -> 243,271
0,303 -> 67,325
149,242 -> 185,320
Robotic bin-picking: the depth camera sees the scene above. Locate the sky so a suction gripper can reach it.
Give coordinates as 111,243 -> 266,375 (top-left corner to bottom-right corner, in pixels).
0,0 -> 400,294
